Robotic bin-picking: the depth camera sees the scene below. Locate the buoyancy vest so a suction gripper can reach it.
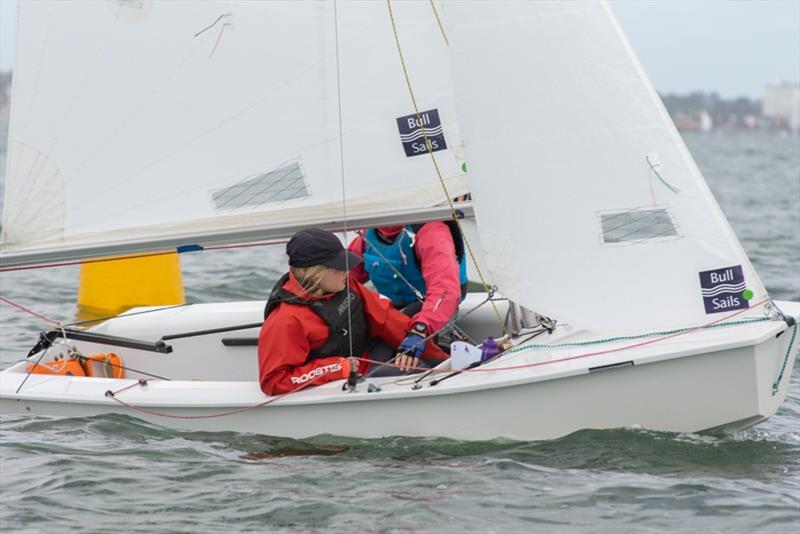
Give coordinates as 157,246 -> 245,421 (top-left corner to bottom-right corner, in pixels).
263,274 -> 368,359
362,222 -> 469,308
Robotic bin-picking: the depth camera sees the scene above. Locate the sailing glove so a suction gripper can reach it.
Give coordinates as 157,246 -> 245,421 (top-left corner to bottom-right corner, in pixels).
398,327 -> 427,358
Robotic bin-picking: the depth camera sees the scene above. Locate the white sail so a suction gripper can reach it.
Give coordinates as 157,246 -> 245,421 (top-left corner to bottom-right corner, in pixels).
445,1 -> 767,333
1,0 -> 465,267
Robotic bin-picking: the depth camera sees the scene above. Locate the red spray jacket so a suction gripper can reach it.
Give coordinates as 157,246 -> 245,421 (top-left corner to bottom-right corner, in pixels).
258,272 -> 447,396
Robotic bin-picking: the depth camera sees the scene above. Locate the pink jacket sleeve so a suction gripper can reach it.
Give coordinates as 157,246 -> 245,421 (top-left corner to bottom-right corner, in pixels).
412,222 -> 462,333
346,234 -> 369,284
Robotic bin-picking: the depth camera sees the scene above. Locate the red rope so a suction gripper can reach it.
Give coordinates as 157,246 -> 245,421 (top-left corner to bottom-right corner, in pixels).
0,239 -> 289,273
205,240 -> 288,251
105,373 -> 327,420
0,250 -> 177,272
108,380 -> 146,397
14,292 -> 773,420
208,22 -> 232,58
104,298 -> 776,424
356,298 -> 772,374
0,295 -> 60,325
464,298 -> 771,373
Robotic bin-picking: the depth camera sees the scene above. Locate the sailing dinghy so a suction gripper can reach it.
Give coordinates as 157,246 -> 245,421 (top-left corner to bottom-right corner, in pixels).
1,1 -> 797,441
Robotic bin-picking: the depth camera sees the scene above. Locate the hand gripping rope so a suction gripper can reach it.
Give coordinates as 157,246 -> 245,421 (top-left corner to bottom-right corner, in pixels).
358,298 -> 792,380
357,229 -> 477,345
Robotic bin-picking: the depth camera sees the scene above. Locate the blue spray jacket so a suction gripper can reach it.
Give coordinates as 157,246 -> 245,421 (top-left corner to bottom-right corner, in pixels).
362,223 -> 468,308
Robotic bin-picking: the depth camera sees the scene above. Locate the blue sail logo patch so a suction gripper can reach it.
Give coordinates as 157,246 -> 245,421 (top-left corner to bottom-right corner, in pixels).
396,109 -> 447,157
699,265 -> 749,314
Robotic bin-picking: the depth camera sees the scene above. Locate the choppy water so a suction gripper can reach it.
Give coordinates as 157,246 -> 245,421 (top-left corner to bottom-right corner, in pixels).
1,130 -> 799,532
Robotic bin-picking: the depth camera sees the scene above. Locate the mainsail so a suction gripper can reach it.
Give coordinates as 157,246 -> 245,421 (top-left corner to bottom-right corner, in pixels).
445,1 -> 767,333
1,0 -> 466,267
2,0 -> 769,336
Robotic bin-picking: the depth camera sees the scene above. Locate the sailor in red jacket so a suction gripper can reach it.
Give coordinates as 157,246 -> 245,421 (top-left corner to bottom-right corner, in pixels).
258,228 -> 447,396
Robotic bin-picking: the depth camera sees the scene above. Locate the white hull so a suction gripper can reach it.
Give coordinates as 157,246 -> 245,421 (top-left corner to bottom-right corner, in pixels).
1,297 -> 797,441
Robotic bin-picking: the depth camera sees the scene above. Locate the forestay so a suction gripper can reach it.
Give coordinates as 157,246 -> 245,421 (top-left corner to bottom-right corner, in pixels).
1,0 -> 466,267
445,1 -> 767,333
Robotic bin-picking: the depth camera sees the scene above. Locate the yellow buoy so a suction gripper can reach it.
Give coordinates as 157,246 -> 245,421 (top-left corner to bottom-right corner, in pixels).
77,252 -> 185,320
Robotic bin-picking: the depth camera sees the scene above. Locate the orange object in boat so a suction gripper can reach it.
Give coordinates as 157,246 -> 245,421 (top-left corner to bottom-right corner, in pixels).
25,353 -> 124,379
84,353 -> 125,379
26,358 -> 87,377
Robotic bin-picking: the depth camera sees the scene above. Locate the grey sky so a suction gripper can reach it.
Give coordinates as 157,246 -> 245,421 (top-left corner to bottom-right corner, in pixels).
1,0 -> 798,98
610,0 -> 800,98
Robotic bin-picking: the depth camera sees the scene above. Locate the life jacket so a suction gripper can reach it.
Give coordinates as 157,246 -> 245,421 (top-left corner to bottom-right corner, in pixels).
362,222 -> 468,308
263,273 -> 368,359
26,353 -> 125,379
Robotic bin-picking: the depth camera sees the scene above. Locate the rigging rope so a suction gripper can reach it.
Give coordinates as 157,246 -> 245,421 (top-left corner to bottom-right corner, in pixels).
17,297 -> 792,421
0,295 -> 60,325
385,0 -> 506,336
363,291 -> 496,378
355,315 -> 778,375
332,0 -> 357,377
0,239 -> 289,273
92,311 -> 788,421
428,0 -> 449,46
357,229 -> 476,343
353,298 -> 780,373
103,372 -> 327,420
65,303 -> 193,328
772,322 -> 797,395
58,292 -> 498,420
359,230 -> 424,302
646,155 -> 680,194
193,12 -> 232,38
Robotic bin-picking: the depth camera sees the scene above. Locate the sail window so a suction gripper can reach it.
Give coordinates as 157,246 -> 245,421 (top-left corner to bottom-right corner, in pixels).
599,207 -> 679,244
211,161 -> 309,211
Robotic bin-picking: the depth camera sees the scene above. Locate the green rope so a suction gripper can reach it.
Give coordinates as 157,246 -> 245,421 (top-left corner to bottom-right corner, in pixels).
502,317 -> 772,356
646,155 -> 680,194
772,323 -> 798,395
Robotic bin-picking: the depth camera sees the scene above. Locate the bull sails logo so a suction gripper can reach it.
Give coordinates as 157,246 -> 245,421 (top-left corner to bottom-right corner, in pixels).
698,265 -> 750,314
396,109 -> 447,157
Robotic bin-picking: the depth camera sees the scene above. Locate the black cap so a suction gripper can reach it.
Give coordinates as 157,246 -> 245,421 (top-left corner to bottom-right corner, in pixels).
286,228 -> 362,271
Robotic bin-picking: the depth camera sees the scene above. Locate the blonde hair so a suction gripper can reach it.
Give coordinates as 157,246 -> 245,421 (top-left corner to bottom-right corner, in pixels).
290,264 -> 330,296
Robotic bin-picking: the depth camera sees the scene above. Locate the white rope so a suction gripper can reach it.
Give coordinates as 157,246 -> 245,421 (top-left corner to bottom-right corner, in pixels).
332,1 -> 355,363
